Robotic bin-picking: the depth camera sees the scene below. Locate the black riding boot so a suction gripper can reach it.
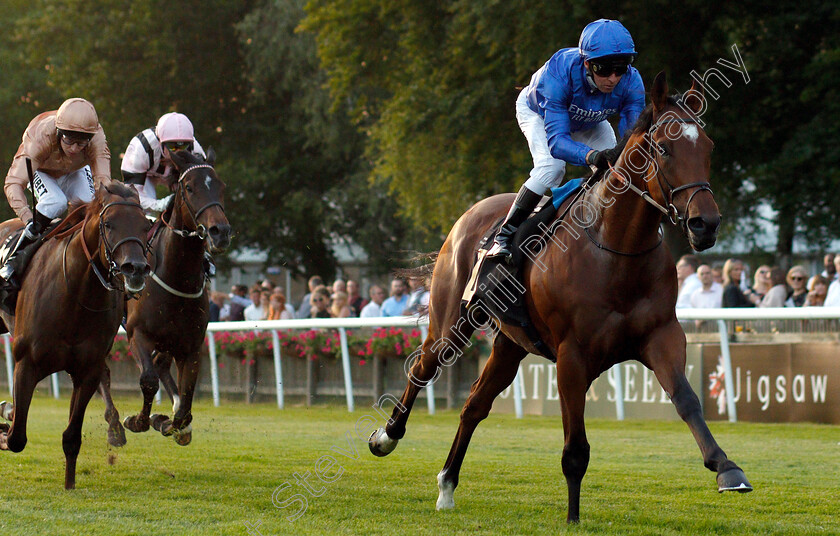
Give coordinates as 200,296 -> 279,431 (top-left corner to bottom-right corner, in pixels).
489,185 -> 544,265
0,210 -> 52,285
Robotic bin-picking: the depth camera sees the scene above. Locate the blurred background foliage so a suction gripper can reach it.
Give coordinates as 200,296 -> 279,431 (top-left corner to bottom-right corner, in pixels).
0,0 -> 837,275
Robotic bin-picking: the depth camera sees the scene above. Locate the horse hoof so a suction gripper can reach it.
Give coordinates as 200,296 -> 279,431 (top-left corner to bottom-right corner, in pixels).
123,414 -> 150,433
0,422 -> 9,434
0,401 -> 13,421
436,471 -> 456,510
368,427 -> 398,457
151,414 -> 172,435
173,425 -> 192,446
107,422 -> 127,448
717,468 -> 753,493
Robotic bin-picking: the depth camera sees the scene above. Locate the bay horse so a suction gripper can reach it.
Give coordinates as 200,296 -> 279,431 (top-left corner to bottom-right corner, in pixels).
107,148 -> 229,446
0,181 -> 150,489
368,72 -> 752,522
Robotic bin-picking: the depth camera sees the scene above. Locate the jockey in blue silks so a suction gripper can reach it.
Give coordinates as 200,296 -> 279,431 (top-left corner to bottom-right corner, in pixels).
490,19 -> 646,263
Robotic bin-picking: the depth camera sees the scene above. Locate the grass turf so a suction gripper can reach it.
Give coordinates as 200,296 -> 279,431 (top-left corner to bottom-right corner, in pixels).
0,394 -> 837,535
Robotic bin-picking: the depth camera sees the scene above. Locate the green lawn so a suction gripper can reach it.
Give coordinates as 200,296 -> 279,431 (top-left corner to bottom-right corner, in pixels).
0,394 -> 837,535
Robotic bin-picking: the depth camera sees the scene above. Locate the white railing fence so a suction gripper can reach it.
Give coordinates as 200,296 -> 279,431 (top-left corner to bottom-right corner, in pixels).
3,308 -> 840,422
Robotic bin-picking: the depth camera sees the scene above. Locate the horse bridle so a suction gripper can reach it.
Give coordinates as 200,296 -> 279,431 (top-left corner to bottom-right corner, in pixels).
164,164 -> 225,240
152,163 -> 225,299
644,116 -> 713,230
79,201 -> 147,293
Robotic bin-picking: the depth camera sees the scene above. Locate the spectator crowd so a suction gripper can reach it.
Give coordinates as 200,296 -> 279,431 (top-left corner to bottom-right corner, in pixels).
208,252 -> 840,323
674,253 -> 835,310
210,275 -> 429,322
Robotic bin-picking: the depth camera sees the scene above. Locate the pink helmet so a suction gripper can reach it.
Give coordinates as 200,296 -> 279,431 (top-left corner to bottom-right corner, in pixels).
156,112 -> 195,143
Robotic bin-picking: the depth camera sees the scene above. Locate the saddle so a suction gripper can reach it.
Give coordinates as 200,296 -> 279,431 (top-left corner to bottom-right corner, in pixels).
462,179 -> 587,363
0,222 -> 59,316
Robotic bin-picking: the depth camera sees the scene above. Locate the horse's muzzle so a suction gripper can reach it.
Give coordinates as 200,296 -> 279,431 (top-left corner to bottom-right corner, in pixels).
121,261 -> 150,293
208,223 -> 231,252
686,215 -> 720,252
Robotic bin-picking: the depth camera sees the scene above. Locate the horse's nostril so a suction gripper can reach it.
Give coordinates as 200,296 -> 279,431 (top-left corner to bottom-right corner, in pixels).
121,262 -> 148,277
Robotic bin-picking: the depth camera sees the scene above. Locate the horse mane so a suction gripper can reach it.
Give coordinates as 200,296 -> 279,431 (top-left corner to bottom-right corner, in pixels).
629,94 -> 682,136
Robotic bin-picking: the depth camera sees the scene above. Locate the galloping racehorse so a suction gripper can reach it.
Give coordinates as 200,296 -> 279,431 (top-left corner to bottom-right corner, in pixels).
111,149 -> 230,446
369,73 -> 752,522
0,181 -> 150,489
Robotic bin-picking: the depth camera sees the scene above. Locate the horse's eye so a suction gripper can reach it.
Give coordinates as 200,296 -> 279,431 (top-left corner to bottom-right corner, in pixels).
657,143 -> 669,157
103,221 -> 112,230
185,184 -> 194,193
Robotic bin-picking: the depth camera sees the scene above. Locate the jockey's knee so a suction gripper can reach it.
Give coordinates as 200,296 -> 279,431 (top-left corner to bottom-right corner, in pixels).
34,199 -> 67,220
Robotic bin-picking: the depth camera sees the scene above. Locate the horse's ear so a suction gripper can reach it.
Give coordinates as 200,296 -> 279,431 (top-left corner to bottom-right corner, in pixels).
651,71 -> 668,113
168,149 -> 187,171
205,147 -> 216,167
683,78 -> 705,115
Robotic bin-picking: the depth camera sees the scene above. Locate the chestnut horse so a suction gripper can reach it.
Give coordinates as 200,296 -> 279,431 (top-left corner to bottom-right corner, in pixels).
104,149 -> 230,446
0,181 -> 149,489
368,73 -> 751,522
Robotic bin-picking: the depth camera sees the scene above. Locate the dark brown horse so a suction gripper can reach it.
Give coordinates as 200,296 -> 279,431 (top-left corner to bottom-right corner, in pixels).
368,72 -> 751,522
0,181 -> 149,489
107,149 -> 230,446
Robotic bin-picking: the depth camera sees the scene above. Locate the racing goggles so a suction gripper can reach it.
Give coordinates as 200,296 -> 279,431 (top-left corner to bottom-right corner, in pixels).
164,141 -> 192,152
589,58 -> 632,77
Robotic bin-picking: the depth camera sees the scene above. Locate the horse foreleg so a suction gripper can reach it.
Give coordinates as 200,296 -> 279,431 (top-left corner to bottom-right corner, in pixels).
555,345 -> 591,524
436,333 -> 525,510
98,364 -> 126,447
645,323 -> 752,493
148,352 -> 178,437
64,366 -> 101,490
163,353 -> 200,446
123,332 -> 159,433
0,358 -> 39,453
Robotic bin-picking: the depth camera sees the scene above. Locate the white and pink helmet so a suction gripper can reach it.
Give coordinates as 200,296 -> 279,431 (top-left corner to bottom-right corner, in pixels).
156,112 -> 195,144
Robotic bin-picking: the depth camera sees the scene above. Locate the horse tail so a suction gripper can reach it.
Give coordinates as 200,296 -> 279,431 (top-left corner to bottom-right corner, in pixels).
394,251 -> 438,282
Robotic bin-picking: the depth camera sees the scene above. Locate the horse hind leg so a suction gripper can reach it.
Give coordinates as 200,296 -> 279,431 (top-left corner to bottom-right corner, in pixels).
98,364 -> 126,447
436,333 -> 526,510
369,307 -> 477,457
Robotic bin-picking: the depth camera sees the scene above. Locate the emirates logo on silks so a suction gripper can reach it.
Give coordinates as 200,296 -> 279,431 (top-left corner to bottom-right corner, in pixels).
569,103 -> 617,123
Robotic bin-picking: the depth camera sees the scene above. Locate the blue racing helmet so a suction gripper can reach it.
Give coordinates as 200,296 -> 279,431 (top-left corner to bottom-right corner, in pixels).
579,19 -> 637,62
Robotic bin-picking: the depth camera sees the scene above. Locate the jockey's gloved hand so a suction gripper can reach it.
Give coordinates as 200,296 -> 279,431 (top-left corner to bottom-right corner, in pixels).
22,221 -> 39,240
586,150 -> 611,170
150,194 -> 174,212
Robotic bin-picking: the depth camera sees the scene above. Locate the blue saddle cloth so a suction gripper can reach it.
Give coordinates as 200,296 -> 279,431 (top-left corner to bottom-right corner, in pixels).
551,178 -> 584,209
